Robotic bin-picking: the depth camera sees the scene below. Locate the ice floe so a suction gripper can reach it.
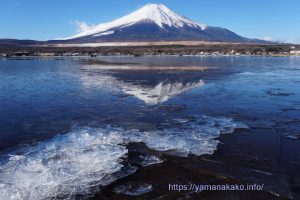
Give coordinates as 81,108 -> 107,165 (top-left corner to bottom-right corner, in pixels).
0,115 -> 247,200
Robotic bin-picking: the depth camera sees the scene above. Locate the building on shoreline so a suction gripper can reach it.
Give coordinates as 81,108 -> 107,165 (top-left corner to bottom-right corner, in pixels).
38,53 -> 56,57
290,49 -> 300,55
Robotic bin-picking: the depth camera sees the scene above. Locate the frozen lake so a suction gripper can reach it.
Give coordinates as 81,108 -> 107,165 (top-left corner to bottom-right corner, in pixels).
0,56 -> 299,199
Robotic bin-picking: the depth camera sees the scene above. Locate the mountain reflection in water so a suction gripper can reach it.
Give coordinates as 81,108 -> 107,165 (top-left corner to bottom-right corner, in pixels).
80,70 -> 205,104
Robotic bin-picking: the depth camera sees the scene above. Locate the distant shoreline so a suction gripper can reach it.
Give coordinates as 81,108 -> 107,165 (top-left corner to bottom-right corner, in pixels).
1,54 -> 299,59
0,42 -> 299,57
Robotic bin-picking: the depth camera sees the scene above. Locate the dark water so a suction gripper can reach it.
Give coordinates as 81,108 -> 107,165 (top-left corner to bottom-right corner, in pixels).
0,56 -> 299,200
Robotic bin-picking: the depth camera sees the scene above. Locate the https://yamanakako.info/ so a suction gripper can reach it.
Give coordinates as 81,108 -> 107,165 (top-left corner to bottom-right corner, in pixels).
168,183 -> 264,192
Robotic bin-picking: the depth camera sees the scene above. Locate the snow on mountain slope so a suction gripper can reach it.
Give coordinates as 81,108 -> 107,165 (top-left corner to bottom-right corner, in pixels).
64,4 -> 207,40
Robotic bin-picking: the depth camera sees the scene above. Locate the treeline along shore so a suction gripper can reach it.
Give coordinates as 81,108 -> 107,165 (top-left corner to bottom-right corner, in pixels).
0,42 -> 300,57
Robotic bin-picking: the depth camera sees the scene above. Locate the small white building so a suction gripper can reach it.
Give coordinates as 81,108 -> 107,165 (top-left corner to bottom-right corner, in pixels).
290,50 -> 300,55
39,52 -> 56,57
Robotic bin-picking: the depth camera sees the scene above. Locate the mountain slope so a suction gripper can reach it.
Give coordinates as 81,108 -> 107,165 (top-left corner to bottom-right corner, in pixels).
60,4 -> 252,43
64,4 -> 207,40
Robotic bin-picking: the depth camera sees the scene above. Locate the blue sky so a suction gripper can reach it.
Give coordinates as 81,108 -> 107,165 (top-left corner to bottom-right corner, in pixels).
1,0 -> 300,43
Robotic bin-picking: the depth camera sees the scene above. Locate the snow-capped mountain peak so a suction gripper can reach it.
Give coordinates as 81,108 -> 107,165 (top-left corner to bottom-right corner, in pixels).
126,4 -> 207,29
58,3 -> 253,43
65,4 -> 207,40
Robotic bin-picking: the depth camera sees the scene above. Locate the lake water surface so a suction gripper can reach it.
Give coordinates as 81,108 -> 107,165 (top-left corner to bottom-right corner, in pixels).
0,56 -> 300,200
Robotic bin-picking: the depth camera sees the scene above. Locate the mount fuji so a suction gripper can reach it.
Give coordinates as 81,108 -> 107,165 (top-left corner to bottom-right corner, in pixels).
59,4 -> 254,43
